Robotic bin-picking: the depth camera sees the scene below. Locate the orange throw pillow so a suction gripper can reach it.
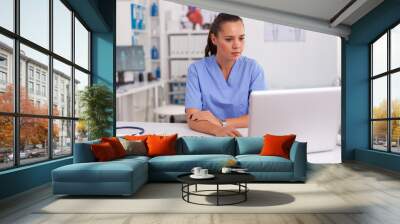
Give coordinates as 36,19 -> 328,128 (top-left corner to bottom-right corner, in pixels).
259,134 -> 296,159
101,137 -> 126,158
91,142 -> 117,162
146,134 -> 178,157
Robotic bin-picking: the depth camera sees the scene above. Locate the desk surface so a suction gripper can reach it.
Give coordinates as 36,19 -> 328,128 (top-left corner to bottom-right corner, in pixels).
116,121 -> 248,137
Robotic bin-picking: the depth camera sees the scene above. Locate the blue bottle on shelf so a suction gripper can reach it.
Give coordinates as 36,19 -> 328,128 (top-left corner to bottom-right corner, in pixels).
131,3 -> 136,29
137,5 -> 145,30
155,67 -> 161,79
151,1 -> 158,17
151,46 -> 159,59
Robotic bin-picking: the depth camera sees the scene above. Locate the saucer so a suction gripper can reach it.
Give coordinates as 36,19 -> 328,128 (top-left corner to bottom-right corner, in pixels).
190,174 -> 215,179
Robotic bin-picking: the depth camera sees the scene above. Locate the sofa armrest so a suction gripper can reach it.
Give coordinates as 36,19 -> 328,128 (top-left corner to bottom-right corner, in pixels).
73,140 -> 100,163
289,141 -> 307,181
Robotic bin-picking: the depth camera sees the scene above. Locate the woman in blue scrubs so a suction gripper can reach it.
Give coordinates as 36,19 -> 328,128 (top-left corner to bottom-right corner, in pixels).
185,13 -> 266,136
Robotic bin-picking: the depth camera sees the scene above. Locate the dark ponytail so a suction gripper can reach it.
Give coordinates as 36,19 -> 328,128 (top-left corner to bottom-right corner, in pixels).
204,13 -> 243,57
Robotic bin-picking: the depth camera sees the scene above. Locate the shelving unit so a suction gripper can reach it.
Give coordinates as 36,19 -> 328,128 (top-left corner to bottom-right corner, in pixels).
116,0 -> 162,122
167,31 -> 208,105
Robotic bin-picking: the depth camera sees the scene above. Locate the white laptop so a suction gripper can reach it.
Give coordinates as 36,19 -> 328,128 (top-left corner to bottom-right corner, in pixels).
248,87 -> 341,153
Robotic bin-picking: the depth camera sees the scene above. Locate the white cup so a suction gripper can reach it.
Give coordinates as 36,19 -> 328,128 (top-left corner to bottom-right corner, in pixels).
200,169 -> 208,176
221,167 -> 232,174
191,167 -> 202,176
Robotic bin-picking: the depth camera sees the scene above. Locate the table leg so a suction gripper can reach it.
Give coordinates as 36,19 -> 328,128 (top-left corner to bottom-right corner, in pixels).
195,184 -> 197,192
245,183 -> 247,201
217,184 -> 219,206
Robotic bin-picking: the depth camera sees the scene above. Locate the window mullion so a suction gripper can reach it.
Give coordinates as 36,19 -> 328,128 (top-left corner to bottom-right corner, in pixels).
388,30 -> 391,152
49,0 -> 54,160
13,0 -> 20,167
71,10 -> 76,154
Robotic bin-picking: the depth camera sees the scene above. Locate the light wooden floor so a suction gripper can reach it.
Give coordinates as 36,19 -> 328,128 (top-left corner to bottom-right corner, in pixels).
1,162 -> 400,224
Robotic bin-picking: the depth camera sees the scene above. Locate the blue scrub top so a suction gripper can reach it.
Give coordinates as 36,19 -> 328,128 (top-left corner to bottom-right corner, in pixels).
185,55 -> 266,120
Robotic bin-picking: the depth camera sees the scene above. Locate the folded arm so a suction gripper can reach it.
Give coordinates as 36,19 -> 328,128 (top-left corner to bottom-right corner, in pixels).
186,108 -> 242,137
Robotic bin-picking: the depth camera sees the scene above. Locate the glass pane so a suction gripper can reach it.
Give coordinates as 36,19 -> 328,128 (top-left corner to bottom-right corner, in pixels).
0,34 -> 14,113
53,119 -> 72,158
53,59 -> 72,117
20,44 -> 49,115
53,0 -> 72,60
75,120 -> 88,143
392,72 -> 400,118
20,0 -> 49,49
372,121 -> 388,151
0,116 -> 13,170
74,18 -> 89,70
372,33 -> 387,76
391,24 -> 400,70
391,120 -> 400,153
372,77 -> 387,119
0,0 -> 14,31
74,69 -> 89,118
20,117 -> 49,165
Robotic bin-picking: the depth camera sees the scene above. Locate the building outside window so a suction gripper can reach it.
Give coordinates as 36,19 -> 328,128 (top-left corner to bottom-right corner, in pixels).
42,85 -> 46,97
28,81 -> 34,94
0,54 -> 7,87
41,73 -> 46,83
28,67 -> 34,80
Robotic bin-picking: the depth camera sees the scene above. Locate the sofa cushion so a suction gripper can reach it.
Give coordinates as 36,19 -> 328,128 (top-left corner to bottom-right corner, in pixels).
148,154 -> 235,172
101,137 -> 127,158
120,138 -> 148,156
91,142 -> 118,161
147,134 -> 178,157
236,155 -> 293,172
235,137 -> 263,155
260,134 -> 296,159
53,158 -> 147,183
178,137 -> 235,155
73,140 -> 100,163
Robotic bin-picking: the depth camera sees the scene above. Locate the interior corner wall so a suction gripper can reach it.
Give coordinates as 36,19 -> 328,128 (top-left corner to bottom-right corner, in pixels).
343,0 -> 400,170
91,0 -> 116,136
92,32 -> 115,136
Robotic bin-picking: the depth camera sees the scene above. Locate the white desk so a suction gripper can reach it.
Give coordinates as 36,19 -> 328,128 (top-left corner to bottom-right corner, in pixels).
116,121 -> 248,137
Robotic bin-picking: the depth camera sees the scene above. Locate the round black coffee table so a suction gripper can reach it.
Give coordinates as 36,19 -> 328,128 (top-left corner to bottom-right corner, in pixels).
177,173 -> 255,206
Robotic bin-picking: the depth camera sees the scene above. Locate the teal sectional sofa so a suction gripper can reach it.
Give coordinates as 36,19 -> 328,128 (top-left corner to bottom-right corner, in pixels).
52,136 -> 307,196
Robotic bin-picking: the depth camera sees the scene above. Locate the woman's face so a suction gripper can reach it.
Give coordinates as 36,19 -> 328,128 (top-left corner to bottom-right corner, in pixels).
212,21 -> 245,61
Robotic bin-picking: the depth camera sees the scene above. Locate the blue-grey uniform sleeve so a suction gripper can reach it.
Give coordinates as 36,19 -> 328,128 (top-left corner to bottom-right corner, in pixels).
250,61 -> 267,91
185,64 -> 203,110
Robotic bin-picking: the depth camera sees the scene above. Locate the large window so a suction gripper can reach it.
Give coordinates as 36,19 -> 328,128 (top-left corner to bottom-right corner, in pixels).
0,0 -> 91,171
371,23 -> 400,153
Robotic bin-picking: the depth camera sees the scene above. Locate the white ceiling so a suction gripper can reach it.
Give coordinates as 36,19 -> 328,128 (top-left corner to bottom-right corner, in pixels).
167,0 -> 384,38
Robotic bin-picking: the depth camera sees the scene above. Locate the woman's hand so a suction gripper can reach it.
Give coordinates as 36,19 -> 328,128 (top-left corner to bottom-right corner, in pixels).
212,126 -> 242,137
189,110 -> 221,127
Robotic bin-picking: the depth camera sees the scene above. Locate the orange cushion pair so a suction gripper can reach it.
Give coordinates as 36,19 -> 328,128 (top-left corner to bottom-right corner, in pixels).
91,142 -> 118,162
260,134 -> 296,159
124,134 -> 178,157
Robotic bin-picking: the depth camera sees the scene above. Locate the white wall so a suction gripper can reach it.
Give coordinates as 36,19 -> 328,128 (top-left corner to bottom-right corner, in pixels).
116,0 -> 131,46
243,18 -> 341,90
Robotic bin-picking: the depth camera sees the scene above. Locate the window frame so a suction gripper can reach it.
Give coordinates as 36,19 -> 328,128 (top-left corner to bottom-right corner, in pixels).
370,21 -> 400,154
0,0 -> 92,171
